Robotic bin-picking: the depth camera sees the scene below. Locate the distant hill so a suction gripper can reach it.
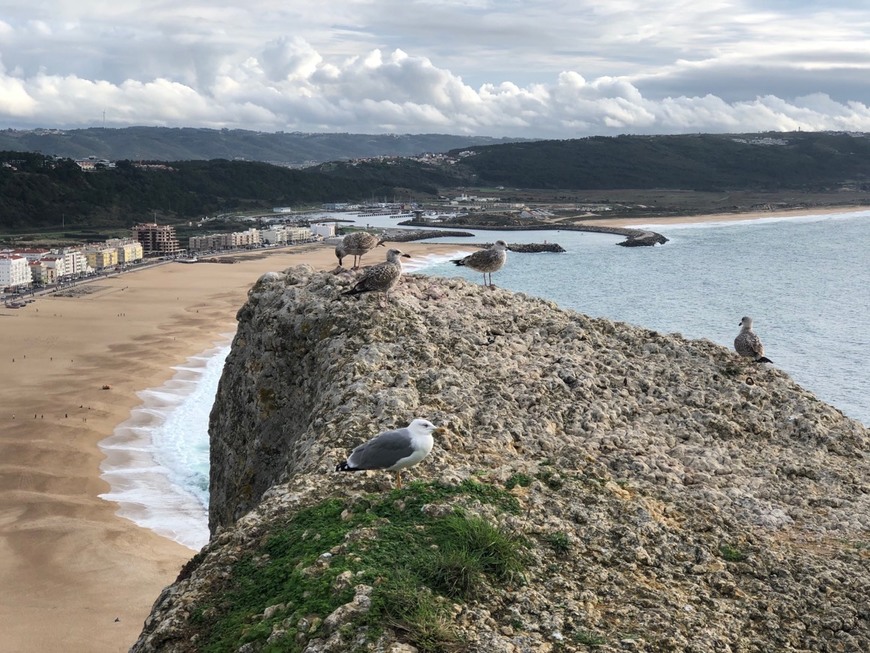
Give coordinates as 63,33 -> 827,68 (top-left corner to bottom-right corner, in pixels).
3,131 -> 870,233
438,131 -> 870,191
0,127 -> 525,166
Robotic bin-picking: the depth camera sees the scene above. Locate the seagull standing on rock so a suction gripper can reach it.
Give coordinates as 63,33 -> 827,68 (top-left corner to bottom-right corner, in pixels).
452,240 -> 511,287
335,231 -> 385,269
734,316 -> 773,364
335,419 -> 446,487
342,248 -> 411,305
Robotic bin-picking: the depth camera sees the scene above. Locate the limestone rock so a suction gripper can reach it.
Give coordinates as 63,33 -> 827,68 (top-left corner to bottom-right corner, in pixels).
132,268 -> 869,653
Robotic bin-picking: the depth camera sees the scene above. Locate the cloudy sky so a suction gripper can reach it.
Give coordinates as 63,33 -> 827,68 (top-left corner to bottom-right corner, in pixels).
2,1 -> 870,137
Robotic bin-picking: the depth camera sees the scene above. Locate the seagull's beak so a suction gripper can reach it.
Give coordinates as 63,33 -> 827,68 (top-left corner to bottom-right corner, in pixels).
433,427 -> 449,437
377,240 -> 386,247
402,253 -> 412,259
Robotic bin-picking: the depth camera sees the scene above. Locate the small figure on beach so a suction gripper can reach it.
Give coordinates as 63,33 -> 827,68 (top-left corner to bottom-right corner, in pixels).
451,240 -> 511,288
335,418 -> 445,488
335,231 -> 385,269
734,316 -> 773,364
342,248 -> 411,305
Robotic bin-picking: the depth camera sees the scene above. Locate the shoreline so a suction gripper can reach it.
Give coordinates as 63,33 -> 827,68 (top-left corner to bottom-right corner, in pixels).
0,240 -> 471,653
574,204 -> 870,228
1,205 -> 864,651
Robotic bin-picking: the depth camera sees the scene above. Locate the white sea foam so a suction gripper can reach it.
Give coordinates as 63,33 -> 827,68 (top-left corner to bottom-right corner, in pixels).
98,337 -> 233,551
403,250 -> 469,272
622,209 -> 870,231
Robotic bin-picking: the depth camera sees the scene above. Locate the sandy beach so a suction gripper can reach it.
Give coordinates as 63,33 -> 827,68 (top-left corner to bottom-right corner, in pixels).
0,241 -> 470,653
2,204 -> 867,652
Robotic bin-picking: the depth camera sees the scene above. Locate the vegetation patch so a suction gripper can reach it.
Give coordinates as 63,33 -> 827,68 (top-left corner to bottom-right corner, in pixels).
718,543 -> 749,562
505,472 -> 533,489
188,479 -> 528,653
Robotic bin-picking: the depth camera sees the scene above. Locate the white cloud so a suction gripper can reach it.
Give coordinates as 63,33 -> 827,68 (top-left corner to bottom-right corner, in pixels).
1,1 -> 870,136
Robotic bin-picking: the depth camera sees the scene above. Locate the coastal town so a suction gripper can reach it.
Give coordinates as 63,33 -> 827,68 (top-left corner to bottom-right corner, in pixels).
0,220 -> 335,305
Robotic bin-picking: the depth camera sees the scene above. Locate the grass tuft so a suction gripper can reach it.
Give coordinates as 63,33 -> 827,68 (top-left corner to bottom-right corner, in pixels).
718,543 -> 748,562
187,480 -> 528,652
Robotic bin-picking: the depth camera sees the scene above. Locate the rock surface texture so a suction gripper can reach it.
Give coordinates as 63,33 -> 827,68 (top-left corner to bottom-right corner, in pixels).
134,266 -> 869,653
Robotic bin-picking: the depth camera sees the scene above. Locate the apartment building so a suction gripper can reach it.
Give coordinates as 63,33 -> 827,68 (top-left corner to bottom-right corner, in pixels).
85,246 -> 120,270
0,254 -> 33,289
259,226 -> 312,245
59,248 -> 92,277
106,239 -> 145,264
133,223 -> 182,256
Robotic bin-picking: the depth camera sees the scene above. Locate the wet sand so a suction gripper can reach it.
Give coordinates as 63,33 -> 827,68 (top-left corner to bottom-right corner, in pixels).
0,241 -> 470,653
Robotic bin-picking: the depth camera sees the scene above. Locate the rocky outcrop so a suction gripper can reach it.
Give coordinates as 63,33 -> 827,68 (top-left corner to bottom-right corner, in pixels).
134,266 -> 869,653
615,230 -> 670,247
503,242 -> 566,253
399,219 -> 669,246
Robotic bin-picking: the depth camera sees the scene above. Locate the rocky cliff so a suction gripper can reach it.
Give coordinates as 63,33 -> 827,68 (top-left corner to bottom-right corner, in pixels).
132,266 -> 870,653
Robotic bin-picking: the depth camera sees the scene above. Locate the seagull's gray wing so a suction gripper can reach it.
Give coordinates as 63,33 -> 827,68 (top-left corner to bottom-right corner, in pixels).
347,428 -> 415,470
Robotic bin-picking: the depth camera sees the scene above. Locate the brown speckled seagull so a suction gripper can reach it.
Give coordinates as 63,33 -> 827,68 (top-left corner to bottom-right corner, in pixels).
342,248 -> 411,304
336,231 -> 385,269
734,316 -> 773,364
451,240 -> 510,287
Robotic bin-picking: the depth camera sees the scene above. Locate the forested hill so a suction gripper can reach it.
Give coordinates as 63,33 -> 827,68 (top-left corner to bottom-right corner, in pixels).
445,131 -> 870,191
0,127 -> 522,166
3,131 -> 870,232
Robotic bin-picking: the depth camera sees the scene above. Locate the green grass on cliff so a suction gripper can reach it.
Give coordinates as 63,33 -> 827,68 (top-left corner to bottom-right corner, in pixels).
189,479 -> 528,653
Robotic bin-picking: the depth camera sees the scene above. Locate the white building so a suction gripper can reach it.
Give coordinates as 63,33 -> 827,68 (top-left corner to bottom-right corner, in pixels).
59,249 -> 92,278
0,255 -> 33,289
42,255 -> 66,281
260,226 -> 313,245
310,223 -> 335,238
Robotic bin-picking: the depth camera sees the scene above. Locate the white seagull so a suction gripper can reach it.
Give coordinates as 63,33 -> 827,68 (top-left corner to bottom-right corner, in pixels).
335,419 -> 445,487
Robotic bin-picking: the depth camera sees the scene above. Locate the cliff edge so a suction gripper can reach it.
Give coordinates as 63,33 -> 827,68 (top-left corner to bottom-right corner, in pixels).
133,266 -> 869,653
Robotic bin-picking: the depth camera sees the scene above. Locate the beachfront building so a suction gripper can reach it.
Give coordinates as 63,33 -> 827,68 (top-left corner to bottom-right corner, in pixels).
311,223 -> 336,238
188,228 -> 262,252
259,225 -> 312,245
41,255 -> 65,283
133,223 -> 182,257
234,228 -> 261,248
28,260 -> 54,286
84,246 -> 120,270
106,239 -> 144,264
59,248 -> 91,278
0,254 -> 33,290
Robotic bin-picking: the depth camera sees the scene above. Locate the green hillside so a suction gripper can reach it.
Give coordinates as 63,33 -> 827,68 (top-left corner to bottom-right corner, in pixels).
447,132 -> 870,191
3,131 -> 870,234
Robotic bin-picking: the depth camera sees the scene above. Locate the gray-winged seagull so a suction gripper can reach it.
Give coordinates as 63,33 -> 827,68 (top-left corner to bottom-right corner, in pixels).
452,240 -> 510,287
335,231 -> 385,269
734,316 -> 773,363
335,418 -> 445,487
342,248 -> 410,304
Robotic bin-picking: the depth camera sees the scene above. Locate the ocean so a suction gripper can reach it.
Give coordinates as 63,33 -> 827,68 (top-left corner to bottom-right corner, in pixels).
99,210 -> 870,550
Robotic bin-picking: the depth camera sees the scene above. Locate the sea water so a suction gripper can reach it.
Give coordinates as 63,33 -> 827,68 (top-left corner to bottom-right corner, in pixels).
99,211 -> 869,550
99,339 -> 231,550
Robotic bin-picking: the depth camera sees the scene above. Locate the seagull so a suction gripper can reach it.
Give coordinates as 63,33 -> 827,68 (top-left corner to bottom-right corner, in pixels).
452,240 -> 510,287
336,231 -> 385,269
342,248 -> 410,304
734,316 -> 773,364
335,419 -> 445,487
